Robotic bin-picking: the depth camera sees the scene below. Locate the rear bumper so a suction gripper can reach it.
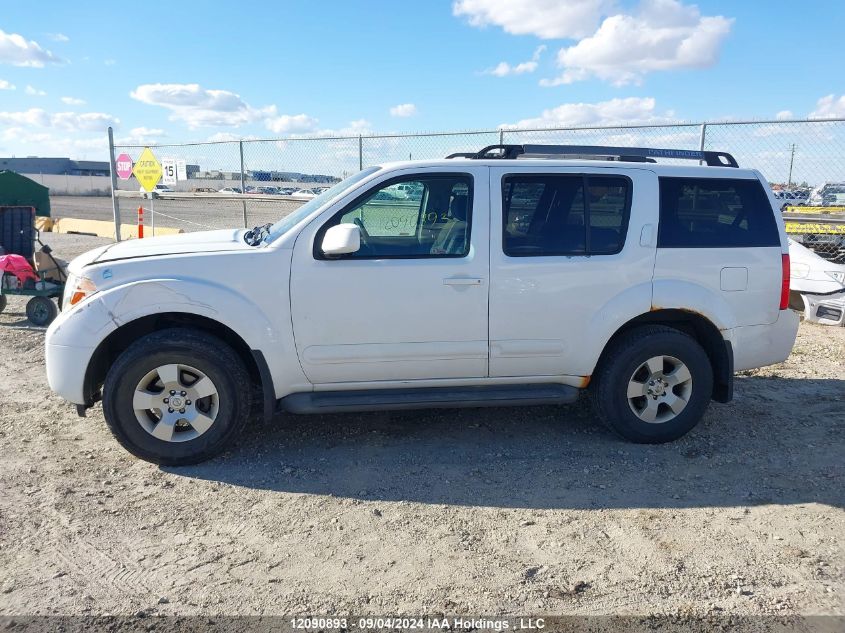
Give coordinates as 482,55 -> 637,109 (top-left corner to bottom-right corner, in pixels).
728,309 -> 800,372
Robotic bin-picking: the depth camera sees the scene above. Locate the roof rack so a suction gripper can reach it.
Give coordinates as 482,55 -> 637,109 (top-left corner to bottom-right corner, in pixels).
445,144 -> 739,168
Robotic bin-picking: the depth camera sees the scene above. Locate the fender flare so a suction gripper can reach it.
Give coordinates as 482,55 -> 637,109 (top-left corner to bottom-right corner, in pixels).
79,277 -> 281,351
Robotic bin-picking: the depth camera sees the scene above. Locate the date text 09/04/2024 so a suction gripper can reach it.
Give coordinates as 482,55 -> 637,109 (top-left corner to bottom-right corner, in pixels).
290,617 -> 548,630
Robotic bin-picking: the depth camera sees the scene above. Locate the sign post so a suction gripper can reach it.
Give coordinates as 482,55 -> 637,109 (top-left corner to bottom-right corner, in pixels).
133,147 -> 163,237
107,127 -> 122,241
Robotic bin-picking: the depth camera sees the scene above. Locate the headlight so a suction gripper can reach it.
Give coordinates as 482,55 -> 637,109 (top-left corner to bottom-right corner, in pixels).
825,270 -> 845,285
63,274 -> 98,309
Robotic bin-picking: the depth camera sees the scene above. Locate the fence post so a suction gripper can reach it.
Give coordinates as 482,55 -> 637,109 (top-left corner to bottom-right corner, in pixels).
499,129 -> 504,145
239,140 -> 247,228
107,126 -> 122,242
358,135 -> 363,171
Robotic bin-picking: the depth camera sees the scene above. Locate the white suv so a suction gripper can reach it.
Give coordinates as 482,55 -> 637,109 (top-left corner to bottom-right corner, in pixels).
45,144 -> 799,465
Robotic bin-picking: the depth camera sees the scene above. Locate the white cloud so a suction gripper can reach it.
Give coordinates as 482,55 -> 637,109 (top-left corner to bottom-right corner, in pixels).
485,45 -> 546,77
776,110 -> 793,120
130,82 -> 277,128
116,127 -> 166,145
104,59 -> 116,66
389,103 -> 418,117
543,0 -> 733,86
0,79 -> 14,90
60,96 -> 86,106
0,108 -> 119,132
453,0 -> 613,39
206,132 -> 259,143
129,127 -> 165,137
0,126 -> 107,158
48,33 -> 70,42
52,111 -> 120,132
498,96 -> 675,129
25,85 -> 46,96
809,94 -> 845,120
265,113 -> 320,134
295,119 -> 374,138
0,28 -> 63,67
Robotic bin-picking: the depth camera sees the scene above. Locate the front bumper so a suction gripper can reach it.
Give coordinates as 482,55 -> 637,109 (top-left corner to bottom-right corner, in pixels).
45,302 -> 105,405
45,340 -> 96,405
800,289 -> 845,326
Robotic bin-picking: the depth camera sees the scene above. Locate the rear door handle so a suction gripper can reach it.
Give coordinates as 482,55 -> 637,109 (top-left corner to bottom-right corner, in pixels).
443,277 -> 484,286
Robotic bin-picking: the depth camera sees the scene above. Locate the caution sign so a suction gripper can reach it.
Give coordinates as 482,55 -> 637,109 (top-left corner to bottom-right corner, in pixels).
133,147 -> 162,192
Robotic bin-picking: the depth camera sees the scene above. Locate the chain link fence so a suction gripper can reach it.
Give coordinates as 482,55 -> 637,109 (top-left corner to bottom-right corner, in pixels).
111,119 -> 845,260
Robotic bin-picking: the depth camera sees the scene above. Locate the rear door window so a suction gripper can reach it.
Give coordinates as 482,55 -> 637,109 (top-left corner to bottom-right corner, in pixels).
658,177 -> 779,248
502,174 -> 631,256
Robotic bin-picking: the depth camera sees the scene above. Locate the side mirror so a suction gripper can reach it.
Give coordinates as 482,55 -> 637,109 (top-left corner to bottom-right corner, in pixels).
321,223 -> 361,256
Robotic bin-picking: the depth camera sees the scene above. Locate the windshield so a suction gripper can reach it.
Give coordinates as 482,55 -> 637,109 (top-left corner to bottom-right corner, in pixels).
263,166 -> 381,244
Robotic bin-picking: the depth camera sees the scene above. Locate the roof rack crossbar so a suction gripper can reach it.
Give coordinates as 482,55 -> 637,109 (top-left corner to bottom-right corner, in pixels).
448,144 -> 738,167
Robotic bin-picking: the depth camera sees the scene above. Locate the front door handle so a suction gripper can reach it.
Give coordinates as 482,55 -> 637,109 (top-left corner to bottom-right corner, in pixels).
443,277 -> 484,286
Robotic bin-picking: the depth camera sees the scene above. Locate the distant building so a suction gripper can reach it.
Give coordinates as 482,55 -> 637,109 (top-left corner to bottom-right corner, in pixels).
0,157 -> 200,179
0,157 -> 111,176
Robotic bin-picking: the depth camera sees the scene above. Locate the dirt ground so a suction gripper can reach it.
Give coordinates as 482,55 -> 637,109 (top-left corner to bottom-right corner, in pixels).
0,234 -> 842,619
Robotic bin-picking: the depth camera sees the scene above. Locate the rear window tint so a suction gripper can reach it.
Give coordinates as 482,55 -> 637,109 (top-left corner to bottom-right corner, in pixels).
502,174 -> 630,256
658,177 -> 779,248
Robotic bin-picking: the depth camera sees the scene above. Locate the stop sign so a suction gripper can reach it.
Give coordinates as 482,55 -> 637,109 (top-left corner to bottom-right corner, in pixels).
115,153 -> 133,180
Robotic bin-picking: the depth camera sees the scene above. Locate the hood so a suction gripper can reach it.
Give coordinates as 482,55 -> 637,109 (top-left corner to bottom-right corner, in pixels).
81,229 -> 252,266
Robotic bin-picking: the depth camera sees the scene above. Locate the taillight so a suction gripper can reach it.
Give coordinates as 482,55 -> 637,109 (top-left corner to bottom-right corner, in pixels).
780,254 -> 790,310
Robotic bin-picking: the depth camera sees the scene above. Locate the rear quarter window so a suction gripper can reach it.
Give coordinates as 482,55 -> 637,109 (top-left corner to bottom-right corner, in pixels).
658,177 -> 780,248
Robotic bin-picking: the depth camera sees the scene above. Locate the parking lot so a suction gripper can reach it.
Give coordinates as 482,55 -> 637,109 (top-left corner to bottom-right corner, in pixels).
0,233 -> 842,619
50,195 -> 301,233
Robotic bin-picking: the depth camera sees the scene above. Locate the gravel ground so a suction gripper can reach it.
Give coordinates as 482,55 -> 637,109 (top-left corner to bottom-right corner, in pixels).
0,234 -> 842,619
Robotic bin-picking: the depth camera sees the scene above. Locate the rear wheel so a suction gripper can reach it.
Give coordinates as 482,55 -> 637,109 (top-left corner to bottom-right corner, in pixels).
590,325 -> 713,443
0,295 -> 6,314
26,296 -> 58,326
102,328 -> 252,465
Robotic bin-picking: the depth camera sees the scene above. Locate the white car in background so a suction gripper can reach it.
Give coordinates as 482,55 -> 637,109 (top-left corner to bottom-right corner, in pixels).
789,238 -> 845,326
808,183 -> 845,206
140,183 -> 174,194
773,189 -> 809,209
293,188 -> 318,198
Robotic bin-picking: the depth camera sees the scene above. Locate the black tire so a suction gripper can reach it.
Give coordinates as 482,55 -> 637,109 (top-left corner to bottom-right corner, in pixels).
26,296 -> 58,326
102,328 -> 252,466
590,325 -> 713,443
0,294 -> 6,314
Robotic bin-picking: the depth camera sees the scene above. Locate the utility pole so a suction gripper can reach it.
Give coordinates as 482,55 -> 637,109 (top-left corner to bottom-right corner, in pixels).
787,144 -> 796,188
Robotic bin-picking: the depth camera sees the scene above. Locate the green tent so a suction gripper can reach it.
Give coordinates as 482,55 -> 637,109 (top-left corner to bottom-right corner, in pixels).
0,170 -> 51,217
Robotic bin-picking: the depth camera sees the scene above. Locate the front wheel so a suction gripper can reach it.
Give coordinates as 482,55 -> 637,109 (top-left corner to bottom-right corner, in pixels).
102,328 -> 252,465
590,325 -> 713,443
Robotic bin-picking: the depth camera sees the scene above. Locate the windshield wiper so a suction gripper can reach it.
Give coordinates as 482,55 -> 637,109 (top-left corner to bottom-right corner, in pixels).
243,223 -> 272,246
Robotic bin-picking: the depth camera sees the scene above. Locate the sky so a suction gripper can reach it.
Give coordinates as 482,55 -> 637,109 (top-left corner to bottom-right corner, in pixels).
1,0 -> 844,167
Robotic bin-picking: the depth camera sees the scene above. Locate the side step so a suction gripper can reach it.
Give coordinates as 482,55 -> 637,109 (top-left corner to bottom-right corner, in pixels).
279,383 -> 580,414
